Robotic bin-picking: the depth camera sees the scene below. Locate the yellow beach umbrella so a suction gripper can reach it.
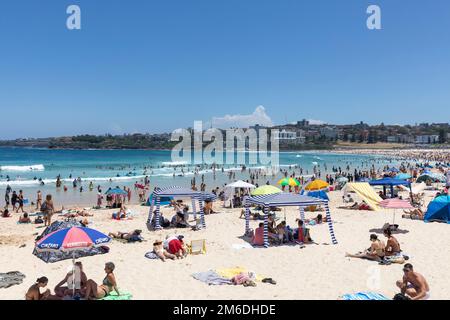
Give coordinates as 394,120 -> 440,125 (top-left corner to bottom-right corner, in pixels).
251,185 -> 282,196
304,179 -> 329,191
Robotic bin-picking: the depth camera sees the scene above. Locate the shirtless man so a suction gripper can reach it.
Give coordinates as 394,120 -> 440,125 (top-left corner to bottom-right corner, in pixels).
396,263 -> 430,300
383,228 -> 401,256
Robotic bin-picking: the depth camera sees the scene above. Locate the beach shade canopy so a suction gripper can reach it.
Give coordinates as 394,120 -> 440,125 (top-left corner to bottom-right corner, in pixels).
201,192 -> 218,202
244,192 -> 337,247
251,185 -> 282,196
36,226 -> 111,252
300,189 -> 329,200
146,193 -> 173,206
304,179 -> 329,191
369,178 -> 411,197
105,187 -> 128,195
395,173 -> 412,180
387,167 -> 400,173
224,180 -> 256,189
424,195 -> 450,224
277,177 -> 300,187
343,183 -> 383,211
147,186 -> 209,230
33,221 -> 110,263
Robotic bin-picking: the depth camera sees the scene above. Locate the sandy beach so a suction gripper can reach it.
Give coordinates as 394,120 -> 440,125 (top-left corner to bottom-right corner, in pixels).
1,187 -> 448,300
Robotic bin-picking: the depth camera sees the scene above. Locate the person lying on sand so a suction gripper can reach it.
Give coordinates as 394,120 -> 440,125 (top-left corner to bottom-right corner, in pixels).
54,261 -> 88,297
402,208 -> 424,220
18,212 -> 31,223
305,214 -> 327,225
383,228 -> 401,257
345,234 -> 385,262
84,262 -> 119,300
152,240 -> 176,262
396,263 -> 430,300
26,277 -> 60,300
240,209 -> 263,220
108,229 -> 142,241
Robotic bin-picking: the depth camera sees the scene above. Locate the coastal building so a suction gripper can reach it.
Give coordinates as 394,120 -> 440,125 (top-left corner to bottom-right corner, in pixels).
320,126 -> 338,139
415,135 -> 439,144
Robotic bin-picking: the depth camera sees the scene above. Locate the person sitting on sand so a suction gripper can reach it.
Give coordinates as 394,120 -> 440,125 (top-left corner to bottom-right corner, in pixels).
294,219 -> 312,244
152,240 -> 176,262
402,208 -> 424,220
170,211 -> 191,228
84,262 -> 119,300
396,263 -> 430,300
108,229 -> 142,241
383,228 -> 401,257
112,204 -> 127,220
54,261 -> 88,297
358,200 -> 371,210
240,209 -> 262,220
18,212 -> 31,223
345,234 -> 385,262
1,208 -> 11,218
26,277 -> 60,300
252,223 -> 265,246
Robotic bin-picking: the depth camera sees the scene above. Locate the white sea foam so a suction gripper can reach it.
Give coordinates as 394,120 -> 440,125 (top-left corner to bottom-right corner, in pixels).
161,161 -> 188,166
0,164 -> 45,172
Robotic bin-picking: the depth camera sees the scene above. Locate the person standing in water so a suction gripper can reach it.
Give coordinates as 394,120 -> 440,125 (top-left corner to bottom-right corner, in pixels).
36,190 -> 42,211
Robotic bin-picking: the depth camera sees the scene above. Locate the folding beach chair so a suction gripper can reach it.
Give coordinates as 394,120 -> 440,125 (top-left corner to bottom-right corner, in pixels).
188,239 -> 206,255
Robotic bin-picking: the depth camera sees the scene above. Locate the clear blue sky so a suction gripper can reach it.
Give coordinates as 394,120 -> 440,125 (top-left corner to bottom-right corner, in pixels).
1,0 -> 449,139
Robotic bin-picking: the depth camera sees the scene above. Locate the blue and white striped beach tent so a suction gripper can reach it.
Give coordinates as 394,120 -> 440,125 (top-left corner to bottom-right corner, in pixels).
146,186 -> 216,230
244,192 -> 338,248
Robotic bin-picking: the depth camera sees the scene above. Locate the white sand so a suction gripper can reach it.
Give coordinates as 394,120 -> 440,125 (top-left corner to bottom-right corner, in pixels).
0,190 -> 448,300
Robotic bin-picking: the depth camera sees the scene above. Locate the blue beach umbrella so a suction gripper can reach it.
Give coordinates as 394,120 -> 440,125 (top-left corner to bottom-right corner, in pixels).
105,187 -> 128,195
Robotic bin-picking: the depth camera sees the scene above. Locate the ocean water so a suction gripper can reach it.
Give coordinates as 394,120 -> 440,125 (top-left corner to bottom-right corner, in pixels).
0,147 -> 400,206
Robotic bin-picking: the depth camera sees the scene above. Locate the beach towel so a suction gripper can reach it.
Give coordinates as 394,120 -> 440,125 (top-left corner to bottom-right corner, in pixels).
192,271 -> 232,286
0,271 -> 26,289
215,267 -> 265,282
341,292 -> 389,300
99,291 -> 132,300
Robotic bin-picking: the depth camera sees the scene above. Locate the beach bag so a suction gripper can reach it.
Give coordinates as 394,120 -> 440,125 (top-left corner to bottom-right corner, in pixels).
40,202 -> 47,212
34,217 -> 44,224
393,293 -> 410,300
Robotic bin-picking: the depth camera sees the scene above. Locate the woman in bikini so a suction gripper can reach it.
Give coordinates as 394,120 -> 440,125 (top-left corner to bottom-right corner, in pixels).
25,277 -> 60,300
84,262 -> 119,300
345,234 -> 385,262
108,229 -> 142,240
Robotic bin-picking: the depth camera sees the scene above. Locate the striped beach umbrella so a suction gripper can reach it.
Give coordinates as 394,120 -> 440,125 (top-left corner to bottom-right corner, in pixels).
277,177 -> 300,187
379,198 -> 414,225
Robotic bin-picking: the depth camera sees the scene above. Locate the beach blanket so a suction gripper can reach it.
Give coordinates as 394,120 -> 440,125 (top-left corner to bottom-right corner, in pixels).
215,267 -> 265,282
341,292 -> 389,300
100,291 -> 133,300
192,271 -> 232,286
0,271 -> 26,289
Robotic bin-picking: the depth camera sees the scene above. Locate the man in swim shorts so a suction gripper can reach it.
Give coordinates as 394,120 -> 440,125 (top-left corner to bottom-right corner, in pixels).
396,263 -> 430,300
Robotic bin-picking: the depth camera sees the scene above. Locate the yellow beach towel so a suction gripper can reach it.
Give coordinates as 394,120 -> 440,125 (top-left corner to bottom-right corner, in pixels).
215,267 -> 265,282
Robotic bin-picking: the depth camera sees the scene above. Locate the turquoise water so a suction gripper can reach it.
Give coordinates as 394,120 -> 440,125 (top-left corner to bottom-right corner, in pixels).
0,147 -> 399,206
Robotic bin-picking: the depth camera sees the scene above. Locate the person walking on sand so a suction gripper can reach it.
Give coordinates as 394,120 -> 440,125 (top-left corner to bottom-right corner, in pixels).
396,263 -> 430,300
36,190 -> 42,210
16,190 -> 25,213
